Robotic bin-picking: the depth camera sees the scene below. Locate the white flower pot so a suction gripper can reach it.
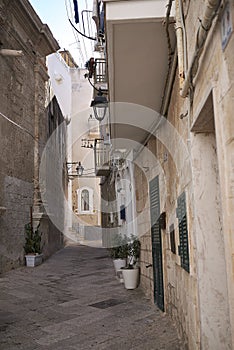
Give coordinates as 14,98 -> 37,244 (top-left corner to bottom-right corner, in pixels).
116,269 -> 124,283
113,259 -> 126,272
25,254 -> 43,267
122,268 -> 139,289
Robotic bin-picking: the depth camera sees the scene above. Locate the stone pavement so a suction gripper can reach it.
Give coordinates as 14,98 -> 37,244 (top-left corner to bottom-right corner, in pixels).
0,245 -> 185,350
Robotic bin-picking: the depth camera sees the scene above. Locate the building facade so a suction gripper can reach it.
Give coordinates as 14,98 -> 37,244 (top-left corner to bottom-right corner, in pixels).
47,51 -> 101,243
0,0 -> 65,273
100,0 -> 234,348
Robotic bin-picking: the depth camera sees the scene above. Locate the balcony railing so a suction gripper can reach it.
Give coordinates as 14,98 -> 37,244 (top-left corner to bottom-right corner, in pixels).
94,58 -> 108,93
94,138 -> 111,176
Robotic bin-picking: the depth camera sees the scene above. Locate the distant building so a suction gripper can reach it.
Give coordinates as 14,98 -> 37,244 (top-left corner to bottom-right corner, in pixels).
59,50 -> 79,68
47,51 -> 101,244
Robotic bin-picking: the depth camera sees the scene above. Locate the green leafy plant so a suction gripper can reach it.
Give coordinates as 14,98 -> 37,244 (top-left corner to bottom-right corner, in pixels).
125,235 -> 141,269
24,223 -> 42,255
109,233 -> 128,260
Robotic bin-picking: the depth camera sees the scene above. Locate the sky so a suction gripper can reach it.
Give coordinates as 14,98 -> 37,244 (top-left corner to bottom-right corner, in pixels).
29,0 -> 94,66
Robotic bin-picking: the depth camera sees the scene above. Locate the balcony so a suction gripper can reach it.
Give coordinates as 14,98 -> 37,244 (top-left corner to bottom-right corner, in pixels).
103,0 -> 176,146
94,58 -> 108,94
94,139 -> 111,176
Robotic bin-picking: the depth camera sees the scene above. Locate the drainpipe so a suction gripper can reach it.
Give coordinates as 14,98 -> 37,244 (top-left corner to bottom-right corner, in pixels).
180,0 -> 222,98
175,0 -> 185,89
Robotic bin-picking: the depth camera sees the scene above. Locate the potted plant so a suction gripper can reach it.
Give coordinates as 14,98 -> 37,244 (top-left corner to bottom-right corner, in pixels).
121,235 -> 141,289
109,233 -> 128,273
24,223 -> 43,267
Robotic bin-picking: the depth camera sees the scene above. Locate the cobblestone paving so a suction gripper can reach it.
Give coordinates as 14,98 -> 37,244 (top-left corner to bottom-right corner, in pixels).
0,245 -> 185,349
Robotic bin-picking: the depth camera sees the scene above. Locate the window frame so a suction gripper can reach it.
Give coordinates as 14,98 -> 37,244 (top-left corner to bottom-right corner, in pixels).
77,187 -> 94,215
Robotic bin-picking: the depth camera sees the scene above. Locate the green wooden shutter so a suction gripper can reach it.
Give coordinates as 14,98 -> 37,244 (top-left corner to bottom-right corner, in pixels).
149,176 -> 164,311
176,192 -> 190,273
169,224 -> 176,254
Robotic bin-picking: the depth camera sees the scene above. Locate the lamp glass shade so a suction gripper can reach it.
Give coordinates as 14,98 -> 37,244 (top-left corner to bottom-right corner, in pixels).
93,104 -> 107,121
76,162 -> 84,176
91,93 -> 108,121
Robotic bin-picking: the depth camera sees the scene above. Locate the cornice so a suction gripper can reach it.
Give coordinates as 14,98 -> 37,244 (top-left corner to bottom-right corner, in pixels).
10,0 -> 60,57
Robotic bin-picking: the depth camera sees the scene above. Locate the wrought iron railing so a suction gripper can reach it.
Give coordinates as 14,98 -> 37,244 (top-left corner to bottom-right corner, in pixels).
94,58 -> 107,85
94,138 -> 111,176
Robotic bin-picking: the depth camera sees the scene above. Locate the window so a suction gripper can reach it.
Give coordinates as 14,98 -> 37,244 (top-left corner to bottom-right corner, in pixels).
120,205 -> 126,221
81,189 -> 89,211
169,224 -> 176,254
77,187 -> 93,214
176,192 -> 190,273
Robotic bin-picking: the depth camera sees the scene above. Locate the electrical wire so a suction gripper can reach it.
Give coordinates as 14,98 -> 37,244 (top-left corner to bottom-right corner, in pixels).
88,76 -> 100,92
69,16 -> 96,40
87,76 -> 108,95
65,0 -> 95,66
65,0 -> 85,65
0,111 -> 35,140
68,0 -> 89,62
81,10 -> 92,37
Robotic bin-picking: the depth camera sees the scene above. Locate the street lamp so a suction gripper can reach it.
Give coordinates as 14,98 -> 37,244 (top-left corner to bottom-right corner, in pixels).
76,161 -> 84,176
90,88 -> 108,121
66,161 -> 97,179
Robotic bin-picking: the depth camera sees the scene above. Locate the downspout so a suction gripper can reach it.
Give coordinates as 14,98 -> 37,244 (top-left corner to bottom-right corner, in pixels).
175,0 -> 185,88
160,0 -> 177,117
180,0 -> 222,98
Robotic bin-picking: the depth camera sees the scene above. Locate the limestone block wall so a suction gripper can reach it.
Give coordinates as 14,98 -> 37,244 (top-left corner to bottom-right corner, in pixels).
77,214 -> 98,227
100,179 -> 119,248
0,0 -> 62,273
135,77 -> 199,348
139,230 -> 153,300
135,1 -> 234,348
186,4 -> 234,346
0,177 -> 34,271
134,162 -> 152,300
183,1 -> 234,348
0,2 -> 35,272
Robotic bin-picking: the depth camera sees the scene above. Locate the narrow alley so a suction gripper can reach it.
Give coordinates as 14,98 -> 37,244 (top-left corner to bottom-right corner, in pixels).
0,245 -> 184,350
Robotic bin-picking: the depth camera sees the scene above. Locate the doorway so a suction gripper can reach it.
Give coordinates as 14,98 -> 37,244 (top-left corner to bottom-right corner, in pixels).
191,91 -> 230,348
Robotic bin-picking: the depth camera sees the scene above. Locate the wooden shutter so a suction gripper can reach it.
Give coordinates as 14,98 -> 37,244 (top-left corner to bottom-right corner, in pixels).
169,224 -> 176,254
150,176 -> 164,311
176,192 -> 190,273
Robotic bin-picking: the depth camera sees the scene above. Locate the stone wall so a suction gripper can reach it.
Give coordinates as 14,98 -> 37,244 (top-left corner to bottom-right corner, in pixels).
0,177 -> 34,271
0,0 -> 63,273
184,1 -> 234,348
135,1 -> 234,348
135,74 -> 200,349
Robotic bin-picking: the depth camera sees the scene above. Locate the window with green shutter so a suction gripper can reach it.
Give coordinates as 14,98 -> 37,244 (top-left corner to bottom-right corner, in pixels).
169,224 -> 176,254
176,192 -> 190,273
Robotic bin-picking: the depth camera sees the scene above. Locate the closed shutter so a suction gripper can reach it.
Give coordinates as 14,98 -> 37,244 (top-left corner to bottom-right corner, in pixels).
150,176 -> 164,311
169,224 -> 176,254
150,177 -> 160,226
176,192 -> 190,273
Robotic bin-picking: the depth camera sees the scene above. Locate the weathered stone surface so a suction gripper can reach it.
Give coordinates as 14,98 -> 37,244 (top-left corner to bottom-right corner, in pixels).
0,0 -> 63,274
134,1 -> 234,348
0,245 -> 185,349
